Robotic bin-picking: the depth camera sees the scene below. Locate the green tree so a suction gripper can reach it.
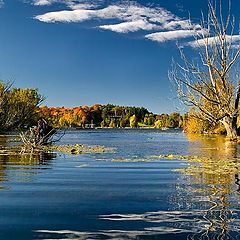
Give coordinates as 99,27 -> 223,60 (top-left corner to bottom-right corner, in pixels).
120,118 -> 127,128
0,83 -> 43,131
168,112 -> 181,128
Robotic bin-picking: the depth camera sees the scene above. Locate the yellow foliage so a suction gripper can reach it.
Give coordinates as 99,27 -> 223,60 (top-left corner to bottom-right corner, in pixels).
184,115 -> 205,133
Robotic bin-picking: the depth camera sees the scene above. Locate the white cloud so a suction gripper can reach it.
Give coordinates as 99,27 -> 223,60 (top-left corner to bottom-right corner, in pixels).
32,0 -> 103,8
188,35 -> 240,48
145,30 -> 196,42
35,9 -> 93,22
99,19 -> 158,33
33,0 -> 53,5
34,4 -> 176,25
33,2 -> 196,32
162,20 -> 191,30
69,3 -> 99,10
31,0 -> 204,44
0,0 -> 4,7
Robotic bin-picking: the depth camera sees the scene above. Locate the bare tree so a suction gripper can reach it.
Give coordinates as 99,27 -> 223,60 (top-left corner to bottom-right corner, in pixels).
169,0 -> 240,139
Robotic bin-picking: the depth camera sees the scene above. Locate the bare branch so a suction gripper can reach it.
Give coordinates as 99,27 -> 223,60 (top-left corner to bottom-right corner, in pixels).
170,0 -> 240,138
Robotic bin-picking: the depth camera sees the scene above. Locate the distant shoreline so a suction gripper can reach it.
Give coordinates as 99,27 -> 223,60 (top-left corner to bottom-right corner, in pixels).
70,127 -> 182,130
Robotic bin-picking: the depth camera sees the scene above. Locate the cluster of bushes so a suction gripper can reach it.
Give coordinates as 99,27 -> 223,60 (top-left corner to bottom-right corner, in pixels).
183,114 -> 228,134
0,82 -> 42,132
36,104 -> 183,129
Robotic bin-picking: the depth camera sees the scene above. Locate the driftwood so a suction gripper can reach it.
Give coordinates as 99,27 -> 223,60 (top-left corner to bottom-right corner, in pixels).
20,119 -> 60,150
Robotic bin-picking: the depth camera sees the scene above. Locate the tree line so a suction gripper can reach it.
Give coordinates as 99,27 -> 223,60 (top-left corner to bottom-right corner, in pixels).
0,79 -> 236,134
0,81 -> 185,132
0,80 -> 233,134
36,104 -> 183,129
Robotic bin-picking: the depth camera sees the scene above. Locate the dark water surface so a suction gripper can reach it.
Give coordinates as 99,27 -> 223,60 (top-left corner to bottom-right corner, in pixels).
0,129 -> 239,240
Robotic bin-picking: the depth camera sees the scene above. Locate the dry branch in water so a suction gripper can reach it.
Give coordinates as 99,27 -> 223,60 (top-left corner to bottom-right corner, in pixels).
20,119 -> 60,150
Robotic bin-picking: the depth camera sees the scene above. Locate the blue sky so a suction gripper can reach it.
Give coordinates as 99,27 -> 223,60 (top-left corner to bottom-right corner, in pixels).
0,0 -> 239,113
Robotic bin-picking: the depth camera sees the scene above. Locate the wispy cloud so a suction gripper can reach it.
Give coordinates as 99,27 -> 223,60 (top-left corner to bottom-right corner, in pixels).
32,0 -> 102,8
146,30 -> 196,42
31,0 -> 201,44
34,3 -> 176,25
33,0 -> 53,5
0,0 -> 4,7
99,19 -> 158,33
162,20 -> 192,30
35,9 -> 93,22
188,35 -> 240,48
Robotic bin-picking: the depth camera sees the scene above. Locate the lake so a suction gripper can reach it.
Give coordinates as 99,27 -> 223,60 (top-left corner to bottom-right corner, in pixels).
0,129 -> 239,240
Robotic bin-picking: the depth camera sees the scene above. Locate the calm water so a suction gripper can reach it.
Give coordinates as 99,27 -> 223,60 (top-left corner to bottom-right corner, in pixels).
0,129 -> 239,240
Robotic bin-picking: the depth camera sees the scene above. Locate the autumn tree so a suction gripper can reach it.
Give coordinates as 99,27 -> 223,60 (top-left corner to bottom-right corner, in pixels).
144,114 -> 155,126
129,115 -> 138,128
169,1 -> 240,139
37,104 -> 184,129
0,82 -> 43,131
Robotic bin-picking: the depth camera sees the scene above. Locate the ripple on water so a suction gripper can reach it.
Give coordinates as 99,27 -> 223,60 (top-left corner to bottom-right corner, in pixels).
0,129 -> 239,240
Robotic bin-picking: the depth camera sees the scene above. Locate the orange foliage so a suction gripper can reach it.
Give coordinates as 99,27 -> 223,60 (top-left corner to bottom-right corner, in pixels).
37,104 -> 101,127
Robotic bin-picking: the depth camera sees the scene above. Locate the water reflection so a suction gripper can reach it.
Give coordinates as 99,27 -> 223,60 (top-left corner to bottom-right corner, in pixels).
0,135 -> 56,189
175,134 -> 240,240
187,133 -> 239,159
186,133 -> 240,191
35,133 -> 240,240
36,225 -> 199,240
36,209 -> 240,240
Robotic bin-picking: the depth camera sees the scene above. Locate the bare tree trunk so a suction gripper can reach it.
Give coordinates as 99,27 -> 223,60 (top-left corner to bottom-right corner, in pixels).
232,84 -> 240,136
221,116 -> 238,140
169,1 -> 240,138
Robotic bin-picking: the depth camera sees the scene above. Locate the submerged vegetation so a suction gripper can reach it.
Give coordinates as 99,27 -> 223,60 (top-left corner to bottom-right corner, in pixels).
0,140 -> 113,157
44,144 -> 115,155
